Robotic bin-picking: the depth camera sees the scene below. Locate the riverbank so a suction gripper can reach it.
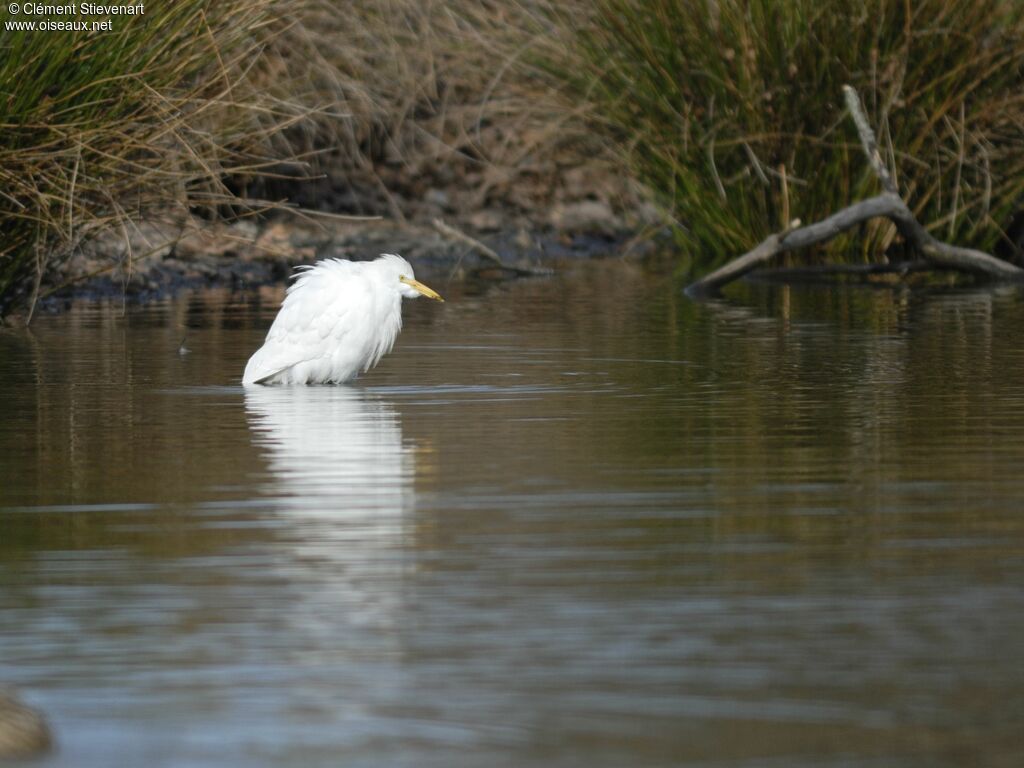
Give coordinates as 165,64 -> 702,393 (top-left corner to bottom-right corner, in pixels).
7,1 -> 1024,318
13,201 -> 653,322
0,0 -> 633,319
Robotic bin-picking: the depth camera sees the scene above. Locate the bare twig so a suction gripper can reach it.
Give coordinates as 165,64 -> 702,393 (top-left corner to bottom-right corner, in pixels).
25,244 -> 45,326
431,218 -> 553,276
432,217 -> 503,264
779,163 -> 790,228
947,102 -> 966,239
708,135 -> 727,200
842,85 -> 898,195
743,142 -> 769,185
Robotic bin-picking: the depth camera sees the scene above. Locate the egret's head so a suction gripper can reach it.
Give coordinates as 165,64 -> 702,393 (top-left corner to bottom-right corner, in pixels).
379,253 -> 444,302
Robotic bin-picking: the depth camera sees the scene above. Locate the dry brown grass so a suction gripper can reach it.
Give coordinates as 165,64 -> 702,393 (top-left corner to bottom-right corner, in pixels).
0,1 -> 313,315
254,1 -> 620,220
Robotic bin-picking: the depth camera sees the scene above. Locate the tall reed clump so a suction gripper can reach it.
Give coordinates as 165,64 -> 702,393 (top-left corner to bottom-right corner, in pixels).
546,0 -> 1024,269
0,1 -> 305,315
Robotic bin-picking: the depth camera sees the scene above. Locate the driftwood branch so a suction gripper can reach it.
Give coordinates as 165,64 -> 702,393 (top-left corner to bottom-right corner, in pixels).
686,86 -> 1023,296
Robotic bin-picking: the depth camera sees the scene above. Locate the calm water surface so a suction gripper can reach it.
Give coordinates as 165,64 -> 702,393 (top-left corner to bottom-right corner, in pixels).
2,263 -> 1024,767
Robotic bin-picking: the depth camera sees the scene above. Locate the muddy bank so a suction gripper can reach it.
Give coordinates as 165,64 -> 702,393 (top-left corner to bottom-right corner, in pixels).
21,205 -> 651,319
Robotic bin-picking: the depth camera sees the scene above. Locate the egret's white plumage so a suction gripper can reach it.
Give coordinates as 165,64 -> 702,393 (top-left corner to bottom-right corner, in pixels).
243,253 -> 442,386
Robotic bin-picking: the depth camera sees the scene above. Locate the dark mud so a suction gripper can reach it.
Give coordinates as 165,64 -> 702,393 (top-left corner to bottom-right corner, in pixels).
24,213 -> 647,318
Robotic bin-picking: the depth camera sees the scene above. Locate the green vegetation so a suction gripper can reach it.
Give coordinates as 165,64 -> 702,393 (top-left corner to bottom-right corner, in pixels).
4,0 -> 1024,313
550,0 -> 1024,268
0,1 -> 302,312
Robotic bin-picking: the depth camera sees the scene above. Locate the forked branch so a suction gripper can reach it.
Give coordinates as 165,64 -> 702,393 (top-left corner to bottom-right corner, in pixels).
685,86 -> 1023,297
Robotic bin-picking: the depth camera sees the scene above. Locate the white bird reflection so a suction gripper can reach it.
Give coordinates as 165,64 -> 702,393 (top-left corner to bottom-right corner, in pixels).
243,388 -> 420,696
244,385 -> 415,557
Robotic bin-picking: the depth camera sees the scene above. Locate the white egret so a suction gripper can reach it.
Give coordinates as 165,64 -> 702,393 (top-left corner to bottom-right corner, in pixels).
243,253 -> 443,386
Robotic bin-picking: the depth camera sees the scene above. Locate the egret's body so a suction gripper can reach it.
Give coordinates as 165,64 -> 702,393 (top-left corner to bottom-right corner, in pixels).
243,253 -> 442,386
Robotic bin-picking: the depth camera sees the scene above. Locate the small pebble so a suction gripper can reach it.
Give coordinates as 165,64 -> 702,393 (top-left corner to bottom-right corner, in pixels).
0,689 -> 52,759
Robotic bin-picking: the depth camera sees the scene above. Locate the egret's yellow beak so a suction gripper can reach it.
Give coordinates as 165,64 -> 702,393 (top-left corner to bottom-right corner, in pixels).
400,276 -> 444,302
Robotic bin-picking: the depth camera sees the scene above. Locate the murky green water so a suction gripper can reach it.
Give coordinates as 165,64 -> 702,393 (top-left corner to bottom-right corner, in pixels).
2,263 -> 1024,767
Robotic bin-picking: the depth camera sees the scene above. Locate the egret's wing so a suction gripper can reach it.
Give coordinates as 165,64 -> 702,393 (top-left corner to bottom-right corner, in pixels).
243,262 -> 371,384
